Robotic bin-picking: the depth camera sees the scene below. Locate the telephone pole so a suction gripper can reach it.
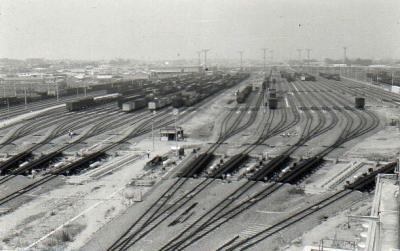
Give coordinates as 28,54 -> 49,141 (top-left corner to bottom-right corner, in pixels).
343,46 -> 347,64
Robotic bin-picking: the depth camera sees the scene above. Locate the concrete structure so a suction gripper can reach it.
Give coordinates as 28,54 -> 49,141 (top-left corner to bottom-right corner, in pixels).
366,174 -> 399,251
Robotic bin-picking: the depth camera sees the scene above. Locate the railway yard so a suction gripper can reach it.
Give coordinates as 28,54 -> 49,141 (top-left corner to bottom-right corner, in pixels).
0,67 -> 399,251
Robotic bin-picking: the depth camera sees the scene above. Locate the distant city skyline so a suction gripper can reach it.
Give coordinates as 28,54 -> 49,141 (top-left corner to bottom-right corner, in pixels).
1,0 -> 399,61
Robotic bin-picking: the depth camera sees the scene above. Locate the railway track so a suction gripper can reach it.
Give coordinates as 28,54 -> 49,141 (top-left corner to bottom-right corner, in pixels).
0,74 -> 253,209
105,76 -> 274,251
0,91 -> 107,120
156,76 -> 381,251
0,108 -> 152,184
106,73 -> 324,250
0,108 -> 176,206
156,78 -> 342,251
0,104 -> 117,148
218,161 -> 396,251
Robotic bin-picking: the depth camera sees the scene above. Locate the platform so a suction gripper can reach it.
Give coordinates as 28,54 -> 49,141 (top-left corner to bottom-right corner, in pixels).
366,174 -> 399,251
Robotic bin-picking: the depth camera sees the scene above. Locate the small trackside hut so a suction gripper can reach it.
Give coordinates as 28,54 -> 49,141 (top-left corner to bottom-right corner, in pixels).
160,126 -> 184,141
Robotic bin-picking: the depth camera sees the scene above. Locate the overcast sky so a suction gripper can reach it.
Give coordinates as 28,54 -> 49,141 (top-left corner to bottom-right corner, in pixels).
0,0 -> 399,61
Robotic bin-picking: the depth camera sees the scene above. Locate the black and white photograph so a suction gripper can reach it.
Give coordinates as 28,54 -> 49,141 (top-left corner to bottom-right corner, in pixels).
0,0 -> 399,250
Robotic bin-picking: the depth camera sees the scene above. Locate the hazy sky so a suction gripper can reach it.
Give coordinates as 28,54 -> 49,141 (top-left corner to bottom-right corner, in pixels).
1,0 -> 399,61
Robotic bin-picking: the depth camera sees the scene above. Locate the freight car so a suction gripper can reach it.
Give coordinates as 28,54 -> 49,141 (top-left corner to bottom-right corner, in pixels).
280,71 -> 296,82
300,74 -> 316,81
268,88 -> 277,98
117,95 -> 143,108
94,93 -> 120,105
319,72 -> 341,81
262,79 -> 270,90
355,97 -> 365,109
122,98 -> 147,112
171,96 -> 185,108
236,86 -> 252,103
268,98 -> 278,109
148,97 -> 171,110
66,97 -> 95,111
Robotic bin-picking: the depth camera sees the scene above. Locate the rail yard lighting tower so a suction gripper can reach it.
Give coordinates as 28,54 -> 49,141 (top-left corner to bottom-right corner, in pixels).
392,70 -> 394,86
238,51 -> 244,71
269,50 -> 274,64
197,51 -> 202,68
306,49 -> 311,73
342,46 -> 347,76
202,49 -> 210,71
297,49 -> 302,63
261,48 -> 267,75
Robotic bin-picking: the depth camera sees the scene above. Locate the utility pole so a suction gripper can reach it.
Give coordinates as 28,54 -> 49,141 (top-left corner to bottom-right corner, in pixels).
84,82 -> 87,97
2,80 -> 5,98
202,49 -> 210,70
238,51 -> 243,71
173,108 -> 179,156
261,48 -> 267,75
306,49 -> 311,73
197,51 -> 202,69
343,46 -> 347,76
56,80 -> 59,101
392,70 -> 394,86
24,86 -> 27,108
151,110 -> 156,151
297,49 -> 302,64
269,50 -> 274,63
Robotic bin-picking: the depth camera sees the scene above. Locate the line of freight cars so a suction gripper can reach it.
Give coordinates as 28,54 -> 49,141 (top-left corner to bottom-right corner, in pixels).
280,71 -> 296,82
319,72 -> 341,81
122,72 -> 250,111
67,73 -> 251,112
279,71 -> 316,82
66,94 -> 120,112
0,87 -> 92,109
